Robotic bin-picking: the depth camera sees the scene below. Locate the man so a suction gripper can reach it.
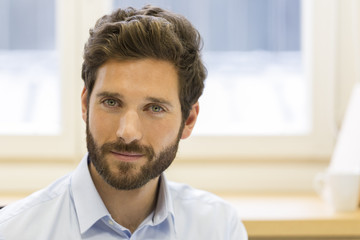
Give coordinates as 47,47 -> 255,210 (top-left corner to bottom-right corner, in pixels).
0,5 -> 247,239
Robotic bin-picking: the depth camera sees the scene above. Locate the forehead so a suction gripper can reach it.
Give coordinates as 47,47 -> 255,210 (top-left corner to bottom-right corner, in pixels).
93,59 -> 179,102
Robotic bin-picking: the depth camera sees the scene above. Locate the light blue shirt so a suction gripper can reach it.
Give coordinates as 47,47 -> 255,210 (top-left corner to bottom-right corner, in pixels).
0,154 -> 247,240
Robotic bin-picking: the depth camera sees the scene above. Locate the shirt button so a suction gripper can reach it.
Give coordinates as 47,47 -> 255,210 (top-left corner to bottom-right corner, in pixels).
108,220 -> 114,225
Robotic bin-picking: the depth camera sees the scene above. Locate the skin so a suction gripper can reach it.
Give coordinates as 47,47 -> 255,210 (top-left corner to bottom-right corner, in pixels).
81,58 -> 199,232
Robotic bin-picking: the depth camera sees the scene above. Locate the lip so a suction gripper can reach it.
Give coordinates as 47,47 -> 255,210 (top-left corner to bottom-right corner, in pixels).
110,151 -> 144,162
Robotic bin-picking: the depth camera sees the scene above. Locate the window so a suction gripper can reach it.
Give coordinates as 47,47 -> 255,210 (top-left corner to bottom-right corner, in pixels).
0,0 -> 60,135
0,0 -> 337,160
0,0 -> 82,159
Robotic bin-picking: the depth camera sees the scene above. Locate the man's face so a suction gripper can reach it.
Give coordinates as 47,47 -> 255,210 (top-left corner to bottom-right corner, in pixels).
81,59 -> 198,190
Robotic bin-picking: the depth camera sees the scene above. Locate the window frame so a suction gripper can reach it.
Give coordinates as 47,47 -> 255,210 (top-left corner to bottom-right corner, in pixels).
0,0 -> 340,163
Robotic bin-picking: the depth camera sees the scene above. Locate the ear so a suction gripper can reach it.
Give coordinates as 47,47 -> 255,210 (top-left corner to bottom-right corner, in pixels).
181,102 -> 200,139
81,87 -> 88,123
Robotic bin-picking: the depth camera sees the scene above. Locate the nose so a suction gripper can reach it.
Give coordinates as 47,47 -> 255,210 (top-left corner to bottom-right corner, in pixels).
116,110 -> 143,144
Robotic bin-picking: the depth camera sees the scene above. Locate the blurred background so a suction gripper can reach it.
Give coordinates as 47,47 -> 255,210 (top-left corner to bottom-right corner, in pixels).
0,0 -> 359,196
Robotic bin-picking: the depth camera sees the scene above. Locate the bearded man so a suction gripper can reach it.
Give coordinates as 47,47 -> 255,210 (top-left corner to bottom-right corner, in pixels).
0,5 -> 247,240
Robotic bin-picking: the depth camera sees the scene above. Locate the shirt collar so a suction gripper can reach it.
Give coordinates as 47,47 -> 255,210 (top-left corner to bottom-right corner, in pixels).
71,153 -> 109,234
153,174 -> 175,226
71,154 -> 176,234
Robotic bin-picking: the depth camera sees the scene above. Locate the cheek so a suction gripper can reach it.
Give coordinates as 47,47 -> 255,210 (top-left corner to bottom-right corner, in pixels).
144,118 -> 182,148
88,110 -> 117,143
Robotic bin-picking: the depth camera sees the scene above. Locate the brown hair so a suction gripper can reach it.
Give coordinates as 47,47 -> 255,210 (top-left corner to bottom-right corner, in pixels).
81,5 -> 207,120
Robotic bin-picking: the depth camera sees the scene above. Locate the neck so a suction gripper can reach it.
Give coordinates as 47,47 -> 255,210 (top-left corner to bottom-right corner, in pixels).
89,162 -> 160,233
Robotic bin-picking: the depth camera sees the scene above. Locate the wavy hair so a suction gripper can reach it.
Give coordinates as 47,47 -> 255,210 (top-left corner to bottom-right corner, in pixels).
81,5 -> 207,120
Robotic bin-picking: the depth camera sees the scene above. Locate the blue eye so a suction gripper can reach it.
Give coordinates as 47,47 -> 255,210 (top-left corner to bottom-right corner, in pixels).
151,105 -> 164,113
104,99 -> 118,107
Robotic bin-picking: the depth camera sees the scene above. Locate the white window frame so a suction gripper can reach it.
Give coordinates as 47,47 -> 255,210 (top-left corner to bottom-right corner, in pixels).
0,0 -> 337,161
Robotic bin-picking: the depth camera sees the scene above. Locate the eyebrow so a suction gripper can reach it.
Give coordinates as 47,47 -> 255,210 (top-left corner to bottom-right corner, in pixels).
96,91 -> 174,108
145,97 -> 174,108
96,91 -> 123,99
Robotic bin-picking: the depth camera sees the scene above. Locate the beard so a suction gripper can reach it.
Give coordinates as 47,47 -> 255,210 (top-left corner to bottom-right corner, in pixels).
86,120 -> 184,190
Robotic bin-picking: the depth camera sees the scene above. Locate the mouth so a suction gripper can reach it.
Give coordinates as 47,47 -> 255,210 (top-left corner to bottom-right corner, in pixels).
109,151 -> 145,162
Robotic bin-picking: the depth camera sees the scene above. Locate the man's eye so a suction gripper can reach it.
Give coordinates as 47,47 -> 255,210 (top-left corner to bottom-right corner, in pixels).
151,105 -> 164,113
104,99 -> 118,107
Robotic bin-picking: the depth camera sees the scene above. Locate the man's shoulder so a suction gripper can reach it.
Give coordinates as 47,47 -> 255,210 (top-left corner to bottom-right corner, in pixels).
168,181 -> 235,214
168,181 -> 227,202
167,181 -> 247,239
0,173 -> 72,225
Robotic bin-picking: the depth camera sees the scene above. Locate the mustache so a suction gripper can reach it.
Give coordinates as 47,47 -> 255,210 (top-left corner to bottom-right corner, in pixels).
101,140 -> 155,159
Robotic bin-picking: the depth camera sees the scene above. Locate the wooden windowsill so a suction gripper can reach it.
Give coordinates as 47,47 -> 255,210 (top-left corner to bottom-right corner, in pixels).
2,193 -> 360,238
223,193 -> 360,238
